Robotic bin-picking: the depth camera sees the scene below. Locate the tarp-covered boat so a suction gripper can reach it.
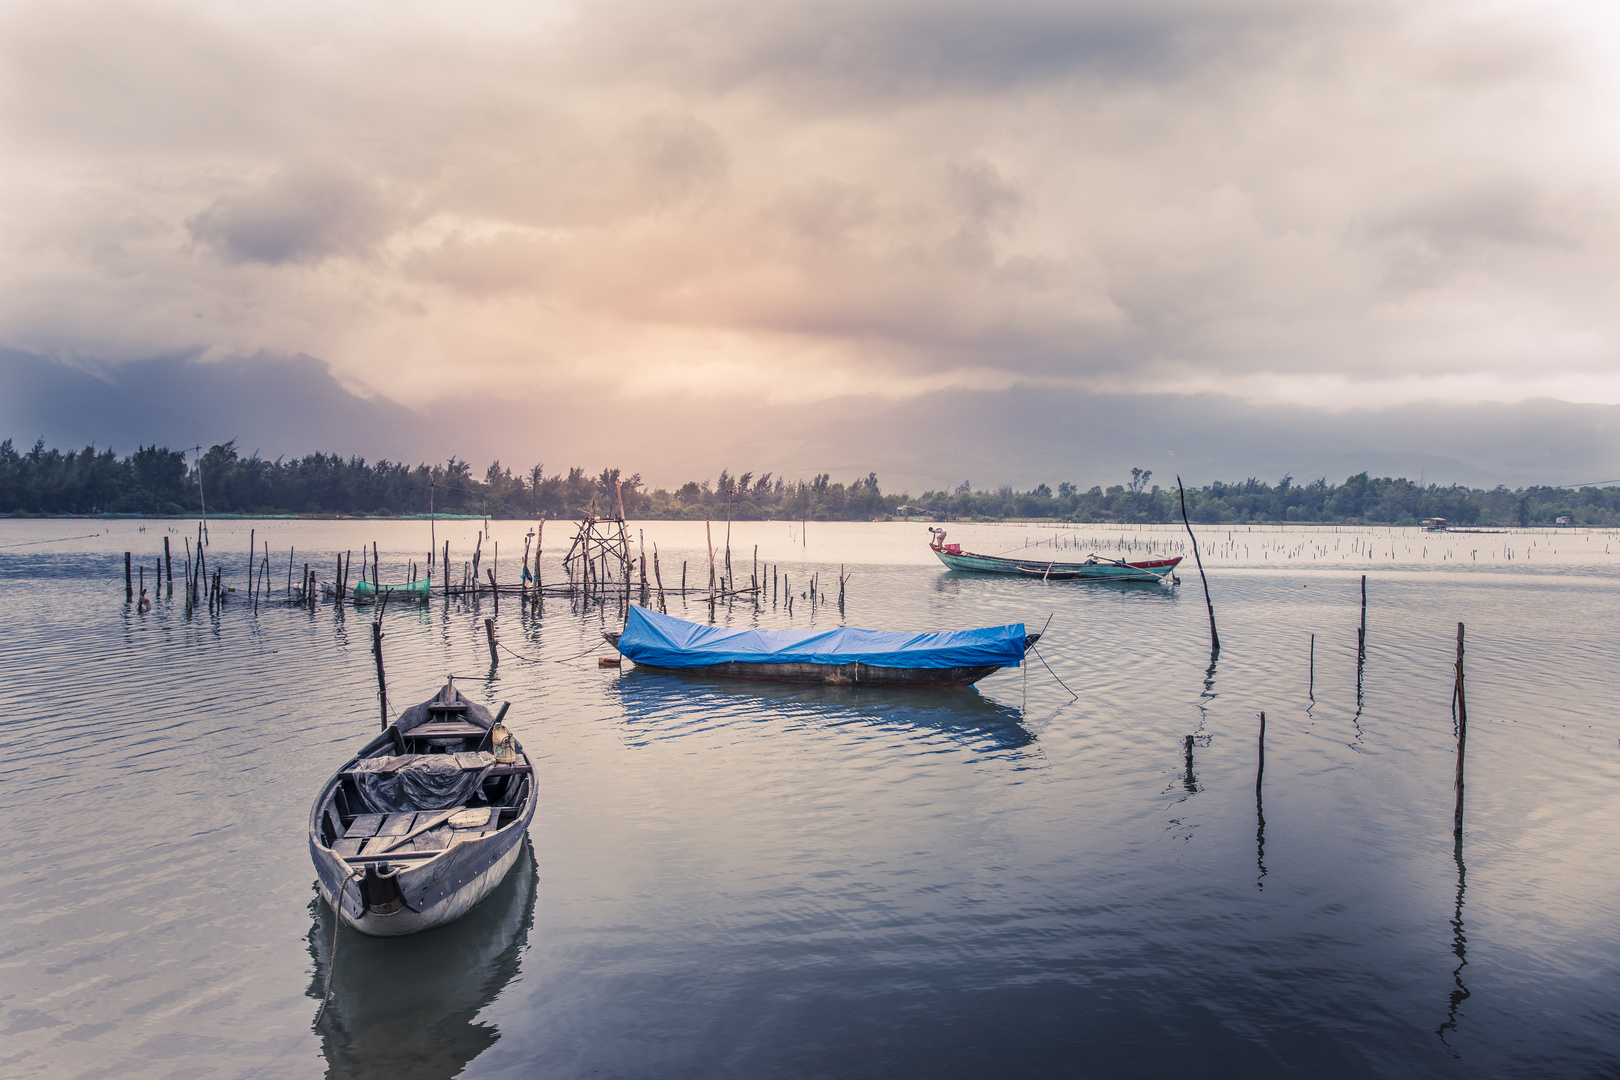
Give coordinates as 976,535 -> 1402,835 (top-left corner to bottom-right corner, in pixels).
929,529 -> 1181,582
309,680 -> 536,936
604,605 -> 1037,686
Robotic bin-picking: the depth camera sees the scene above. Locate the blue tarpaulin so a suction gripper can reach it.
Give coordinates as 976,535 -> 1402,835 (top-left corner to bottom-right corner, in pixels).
615,606 -> 1027,670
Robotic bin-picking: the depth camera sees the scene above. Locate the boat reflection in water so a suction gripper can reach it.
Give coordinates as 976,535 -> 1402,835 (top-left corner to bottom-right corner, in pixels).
613,667 -> 1037,753
307,842 -> 536,1080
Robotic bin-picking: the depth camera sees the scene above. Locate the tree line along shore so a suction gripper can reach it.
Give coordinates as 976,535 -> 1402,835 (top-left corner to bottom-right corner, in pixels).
3,438 -> 1618,527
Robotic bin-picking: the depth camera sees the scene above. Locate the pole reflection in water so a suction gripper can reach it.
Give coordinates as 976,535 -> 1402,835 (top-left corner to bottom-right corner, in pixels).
307,842 -> 537,1080
1436,836 -> 1470,1051
611,668 -> 1038,754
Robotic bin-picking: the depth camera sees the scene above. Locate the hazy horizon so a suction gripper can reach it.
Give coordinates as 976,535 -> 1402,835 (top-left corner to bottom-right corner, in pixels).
4,349 -> 1617,496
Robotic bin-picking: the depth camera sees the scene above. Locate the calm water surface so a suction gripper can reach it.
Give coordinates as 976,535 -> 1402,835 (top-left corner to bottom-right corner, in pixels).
3,519 -> 1619,1079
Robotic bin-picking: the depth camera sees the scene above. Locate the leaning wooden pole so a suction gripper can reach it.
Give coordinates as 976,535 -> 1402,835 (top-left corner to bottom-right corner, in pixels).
372,621 -> 389,730
706,520 -> 716,619
1453,622 -> 1467,837
1177,476 -> 1220,651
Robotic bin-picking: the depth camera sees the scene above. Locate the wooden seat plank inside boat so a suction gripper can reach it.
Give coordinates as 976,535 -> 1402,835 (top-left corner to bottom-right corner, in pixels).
345,814 -> 384,838
411,721 -> 486,739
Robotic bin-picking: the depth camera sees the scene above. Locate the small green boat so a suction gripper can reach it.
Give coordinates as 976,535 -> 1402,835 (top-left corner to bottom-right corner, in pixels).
354,576 -> 432,603
928,530 -> 1181,582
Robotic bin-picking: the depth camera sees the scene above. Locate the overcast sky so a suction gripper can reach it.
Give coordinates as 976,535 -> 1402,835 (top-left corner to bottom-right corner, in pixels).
3,0 -> 1620,434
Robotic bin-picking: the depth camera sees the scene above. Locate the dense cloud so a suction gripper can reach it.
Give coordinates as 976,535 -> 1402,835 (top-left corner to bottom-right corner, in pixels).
1,0 -> 1617,410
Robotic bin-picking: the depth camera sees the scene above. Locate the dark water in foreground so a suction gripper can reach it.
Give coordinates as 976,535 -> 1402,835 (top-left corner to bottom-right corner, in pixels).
3,520 -> 1619,1079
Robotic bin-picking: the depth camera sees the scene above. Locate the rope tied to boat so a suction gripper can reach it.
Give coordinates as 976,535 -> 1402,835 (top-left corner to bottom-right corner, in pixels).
1031,643 -> 1079,701
313,869 -> 364,1028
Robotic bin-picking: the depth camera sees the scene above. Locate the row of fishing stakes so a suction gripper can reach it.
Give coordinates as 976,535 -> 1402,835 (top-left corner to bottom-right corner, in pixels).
1184,576 -> 1470,886
122,514 -> 859,647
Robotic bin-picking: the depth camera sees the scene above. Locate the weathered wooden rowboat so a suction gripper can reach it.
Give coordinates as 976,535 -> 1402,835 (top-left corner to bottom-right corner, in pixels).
604,605 -> 1039,687
929,530 -> 1181,582
352,576 -> 432,603
309,680 -> 536,936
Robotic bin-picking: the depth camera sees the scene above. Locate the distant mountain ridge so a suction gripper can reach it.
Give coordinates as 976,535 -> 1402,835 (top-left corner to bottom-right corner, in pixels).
3,349 -> 1615,494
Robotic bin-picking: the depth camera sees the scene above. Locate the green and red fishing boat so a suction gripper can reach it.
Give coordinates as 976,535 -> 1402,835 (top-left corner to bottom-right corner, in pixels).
928,529 -> 1182,583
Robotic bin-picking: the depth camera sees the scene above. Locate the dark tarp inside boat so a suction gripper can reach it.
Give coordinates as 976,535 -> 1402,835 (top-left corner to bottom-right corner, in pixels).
351,752 -> 495,813
615,605 -> 1027,670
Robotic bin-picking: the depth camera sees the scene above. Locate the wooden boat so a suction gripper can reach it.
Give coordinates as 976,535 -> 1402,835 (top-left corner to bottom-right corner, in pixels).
353,576 -> 432,603
308,680 -> 536,936
603,606 -> 1039,687
928,529 -> 1181,582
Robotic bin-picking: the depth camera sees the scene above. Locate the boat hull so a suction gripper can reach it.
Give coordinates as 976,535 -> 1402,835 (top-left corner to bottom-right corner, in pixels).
604,628 -> 1039,686
620,657 -> 1011,687
312,833 -> 527,937
933,549 -> 1181,582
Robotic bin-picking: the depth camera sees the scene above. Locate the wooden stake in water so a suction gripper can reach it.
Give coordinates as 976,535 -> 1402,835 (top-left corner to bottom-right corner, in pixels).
706,520 -> 716,619
485,617 -> 498,665
1309,633 -> 1315,700
1360,575 -> 1368,657
1176,476 -> 1220,651
1256,711 -> 1267,888
124,552 -> 132,600
371,622 -> 388,730
654,546 -> 666,612
164,537 -> 173,591
1453,622 -> 1467,837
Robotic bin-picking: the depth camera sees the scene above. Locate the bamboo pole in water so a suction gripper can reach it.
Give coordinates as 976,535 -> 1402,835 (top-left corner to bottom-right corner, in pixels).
1453,623 -> 1467,837
654,546 -> 666,612
1176,476 -> 1220,652
1309,634 -> 1316,700
196,523 -> 206,608
372,622 -> 388,729
1359,575 -> 1368,657
706,521 -> 716,619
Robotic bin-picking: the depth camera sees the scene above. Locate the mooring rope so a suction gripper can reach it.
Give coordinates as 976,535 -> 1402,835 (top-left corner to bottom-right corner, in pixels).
1031,644 -> 1079,701
314,871 -> 362,1027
